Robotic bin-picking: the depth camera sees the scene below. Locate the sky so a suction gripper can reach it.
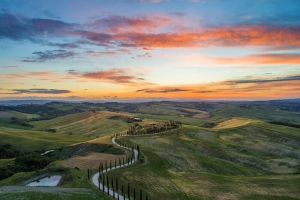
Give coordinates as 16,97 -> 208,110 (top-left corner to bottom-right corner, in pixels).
0,0 -> 299,100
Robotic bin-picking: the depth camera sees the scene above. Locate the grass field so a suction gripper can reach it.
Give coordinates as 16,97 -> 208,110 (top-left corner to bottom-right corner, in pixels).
0,159 -> 14,168
0,111 -> 40,119
213,118 -> 254,129
31,111 -> 131,138
0,127 -> 88,152
111,124 -> 300,200
0,118 -> 33,130
1,101 -> 300,199
0,186 -> 111,200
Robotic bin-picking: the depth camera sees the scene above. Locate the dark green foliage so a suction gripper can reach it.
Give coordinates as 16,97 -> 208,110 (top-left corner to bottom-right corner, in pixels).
51,143 -> 125,160
14,152 -> 51,171
108,115 -> 129,123
0,144 -> 20,159
0,152 -> 52,180
11,117 -> 33,128
268,121 -> 300,129
5,103 -> 85,121
128,183 -> 130,200
43,128 -> 57,133
201,122 -> 217,128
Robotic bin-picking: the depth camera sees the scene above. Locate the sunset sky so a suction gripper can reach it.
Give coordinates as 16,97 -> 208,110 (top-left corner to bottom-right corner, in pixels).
0,0 -> 299,100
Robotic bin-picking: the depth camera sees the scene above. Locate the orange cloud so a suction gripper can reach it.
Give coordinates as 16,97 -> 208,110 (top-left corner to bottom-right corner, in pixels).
69,68 -> 153,86
210,53 -> 300,65
112,24 -> 300,48
88,15 -> 171,34
133,75 -> 300,99
3,71 -> 55,79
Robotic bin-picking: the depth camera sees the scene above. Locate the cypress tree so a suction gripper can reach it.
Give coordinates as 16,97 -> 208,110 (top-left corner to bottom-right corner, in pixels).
116,178 -> 119,200
115,159 -> 116,169
134,188 -> 136,200
123,157 -> 125,165
122,185 -> 124,198
112,177 -> 115,198
128,183 -> 130,200
105,160 -> 107,171
87,168 -> 89,179
119,157 -> 121,167
146,193 -> 148,200
102,174 -> 105,192
110,160 -> 112,170
140,190 -> 142,200
98,173 -> 101,190
107,175 -> 109,195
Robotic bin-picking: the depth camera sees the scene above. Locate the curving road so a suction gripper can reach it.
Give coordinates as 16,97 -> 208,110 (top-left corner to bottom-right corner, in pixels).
92,127 -> 180,199
92,137 -> 138,200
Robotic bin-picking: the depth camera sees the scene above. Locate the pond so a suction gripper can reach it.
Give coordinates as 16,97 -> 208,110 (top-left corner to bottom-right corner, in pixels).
26,175 -> 62,186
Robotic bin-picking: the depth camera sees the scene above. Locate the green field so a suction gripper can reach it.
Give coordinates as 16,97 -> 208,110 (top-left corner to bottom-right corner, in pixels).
0,101 -> 299,199
0,186 -> 111,200
0,159 -> 14,168
31,111 -> 131,138
0,127 -> 88,152
0,118 -> 33,130
111,124 -> 300,200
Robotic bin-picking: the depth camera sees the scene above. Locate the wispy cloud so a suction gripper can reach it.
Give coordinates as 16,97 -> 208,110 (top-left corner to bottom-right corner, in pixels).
134,74 -> 300,99
211,53 -> 300,65
2,88 -> 72,94
87,15 -> 171,33
1,66 -> 20,68
69,68 -> 152,86
136,88 -> 189,93
20,50 -> 76,62
229,75 -> 300,84
1,12 -> 300,49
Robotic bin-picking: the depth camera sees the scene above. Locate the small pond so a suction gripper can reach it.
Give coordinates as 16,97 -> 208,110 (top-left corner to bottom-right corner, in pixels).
26,175 -> 62,186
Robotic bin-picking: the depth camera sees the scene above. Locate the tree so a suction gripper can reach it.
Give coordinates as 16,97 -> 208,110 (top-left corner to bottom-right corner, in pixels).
128,183 -> 130,200
134,188 -> 136,200
102,174 -> 105,192
107,175 -> 109,195
112,177 -> 115,198
116,178 -> 119,200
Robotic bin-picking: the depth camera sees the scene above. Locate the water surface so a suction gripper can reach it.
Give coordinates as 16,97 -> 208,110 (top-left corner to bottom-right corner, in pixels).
26,175 -> 62,186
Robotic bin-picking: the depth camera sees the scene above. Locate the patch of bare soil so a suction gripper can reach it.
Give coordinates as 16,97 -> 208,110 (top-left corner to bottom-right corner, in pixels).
61,153 -> 127,169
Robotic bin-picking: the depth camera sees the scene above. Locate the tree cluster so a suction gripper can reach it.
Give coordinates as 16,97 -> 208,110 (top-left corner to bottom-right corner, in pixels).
0,150 -> 52,180
0,144 -> 20,159
11,117 -> 34,128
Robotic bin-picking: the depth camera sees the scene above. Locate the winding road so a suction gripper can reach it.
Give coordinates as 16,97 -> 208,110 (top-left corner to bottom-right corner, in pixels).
92,127 -> 180,200
92,137 -> 138,200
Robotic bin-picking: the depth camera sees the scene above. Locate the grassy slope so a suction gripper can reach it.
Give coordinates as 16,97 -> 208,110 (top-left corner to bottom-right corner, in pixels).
0,127 -> 88,152
0,159 -> 14,168
7,111 -> 40,119
0,118 -> 33,130
31,111 -> 131,138
111,124 -> 300,200
0,186 -> 111,200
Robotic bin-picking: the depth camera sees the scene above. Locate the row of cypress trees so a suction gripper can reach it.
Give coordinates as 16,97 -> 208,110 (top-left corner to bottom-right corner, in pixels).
112,121 -> 182,137
96,122 -> 182,199
98,173 -> 148,200
96,140 -> 146,200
